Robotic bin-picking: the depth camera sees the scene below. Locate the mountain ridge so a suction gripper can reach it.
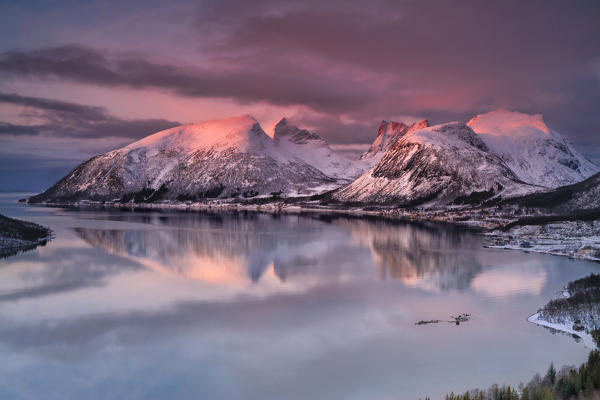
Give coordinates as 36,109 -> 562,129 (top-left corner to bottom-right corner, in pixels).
29,110 -> 599,209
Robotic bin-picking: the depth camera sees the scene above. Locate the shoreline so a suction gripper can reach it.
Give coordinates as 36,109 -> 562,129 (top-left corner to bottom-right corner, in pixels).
0,212 -> 53,259
527,312 -> 597,350
0,234 -> 52,259
485,219 -> 600,263
25,198 -> 600,263
486,243 -> 600,263
526,274 -> 600,352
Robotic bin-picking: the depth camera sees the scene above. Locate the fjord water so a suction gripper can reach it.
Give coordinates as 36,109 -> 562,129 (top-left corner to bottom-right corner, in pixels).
0,194 -> 596,400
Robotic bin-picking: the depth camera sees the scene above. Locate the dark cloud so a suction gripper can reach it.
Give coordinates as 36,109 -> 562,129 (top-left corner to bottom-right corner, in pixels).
0,92 -> 180,190
0,91 -> 179,138
0,45 -> 377,113
205,0 -> 599,76
0,91 -> 105,117
195,0 -> 600,125
0,122 -> 42,135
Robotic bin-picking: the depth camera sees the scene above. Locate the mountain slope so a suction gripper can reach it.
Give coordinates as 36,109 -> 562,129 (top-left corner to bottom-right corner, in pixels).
505,172 -> 600,213
334,122 -> 536,206
29,115 -> 345,203
467,110 -> 598,188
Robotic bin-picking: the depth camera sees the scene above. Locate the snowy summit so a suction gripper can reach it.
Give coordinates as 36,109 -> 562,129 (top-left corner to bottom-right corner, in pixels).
467,110 -> 598,188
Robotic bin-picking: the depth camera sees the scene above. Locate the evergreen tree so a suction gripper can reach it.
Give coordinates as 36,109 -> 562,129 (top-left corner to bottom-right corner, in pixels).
545,362 -> 556,385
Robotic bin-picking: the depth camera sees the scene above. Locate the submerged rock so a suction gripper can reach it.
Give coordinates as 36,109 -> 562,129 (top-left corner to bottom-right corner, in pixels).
415,313 -> 472,326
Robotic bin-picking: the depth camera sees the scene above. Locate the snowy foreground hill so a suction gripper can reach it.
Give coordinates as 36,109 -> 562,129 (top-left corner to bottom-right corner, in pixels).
29,110 -> 598,207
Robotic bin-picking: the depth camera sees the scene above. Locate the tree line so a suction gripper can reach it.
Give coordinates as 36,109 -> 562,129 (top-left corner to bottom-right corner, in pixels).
421,350 -> 600,400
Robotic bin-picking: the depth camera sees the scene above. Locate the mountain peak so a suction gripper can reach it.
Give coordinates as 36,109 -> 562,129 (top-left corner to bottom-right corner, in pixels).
428,122 -> 489,152
123,114 -> 268,155
376,120 -> 408,137
360,119 -> 409,161
273,117 -> 295,138
409,119 -> 429,131
467,110 -> 549,137
270,117 -> 364,180
274,117 -> 289,130
273,117 -> 321,143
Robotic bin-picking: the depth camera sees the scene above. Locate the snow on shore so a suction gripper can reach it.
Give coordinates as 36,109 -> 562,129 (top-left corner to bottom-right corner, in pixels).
527,312 -> 597,350
485,221 -> 600,262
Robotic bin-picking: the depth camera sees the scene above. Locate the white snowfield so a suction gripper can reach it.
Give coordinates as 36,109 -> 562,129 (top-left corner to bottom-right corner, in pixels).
467,110 -> 599,188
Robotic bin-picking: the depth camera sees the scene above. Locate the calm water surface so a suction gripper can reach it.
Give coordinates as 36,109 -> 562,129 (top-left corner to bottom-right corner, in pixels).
0,193 -> 597,399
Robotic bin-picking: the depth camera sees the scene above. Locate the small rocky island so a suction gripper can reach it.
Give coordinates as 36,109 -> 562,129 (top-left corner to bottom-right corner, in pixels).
0,213 -> 52,258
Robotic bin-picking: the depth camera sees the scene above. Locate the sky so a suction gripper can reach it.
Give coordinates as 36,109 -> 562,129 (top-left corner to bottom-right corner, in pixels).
0,0 -> 599,191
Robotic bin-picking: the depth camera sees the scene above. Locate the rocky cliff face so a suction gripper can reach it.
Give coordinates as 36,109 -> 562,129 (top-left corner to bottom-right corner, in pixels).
359,119 -> 428,163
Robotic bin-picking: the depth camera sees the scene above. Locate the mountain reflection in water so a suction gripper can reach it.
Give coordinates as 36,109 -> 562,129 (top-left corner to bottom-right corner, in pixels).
73,212 -> 483,292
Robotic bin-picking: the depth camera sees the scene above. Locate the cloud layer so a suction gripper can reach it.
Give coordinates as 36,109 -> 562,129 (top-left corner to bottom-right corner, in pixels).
0,91 -> 178,139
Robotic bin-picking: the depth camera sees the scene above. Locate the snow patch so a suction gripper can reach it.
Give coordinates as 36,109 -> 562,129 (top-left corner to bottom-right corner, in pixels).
528,312 -> 597,350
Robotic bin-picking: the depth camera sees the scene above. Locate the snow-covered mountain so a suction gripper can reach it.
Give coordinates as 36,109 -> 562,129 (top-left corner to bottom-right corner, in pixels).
333,110 -> 596,207
333,122 -> 536,206
29,115 -> 354,203
29,109 -> 597,208
467,110 -> 598,188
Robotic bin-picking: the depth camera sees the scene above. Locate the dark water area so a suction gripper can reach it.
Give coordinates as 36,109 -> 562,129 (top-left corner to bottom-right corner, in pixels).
0,193 -> 597,399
